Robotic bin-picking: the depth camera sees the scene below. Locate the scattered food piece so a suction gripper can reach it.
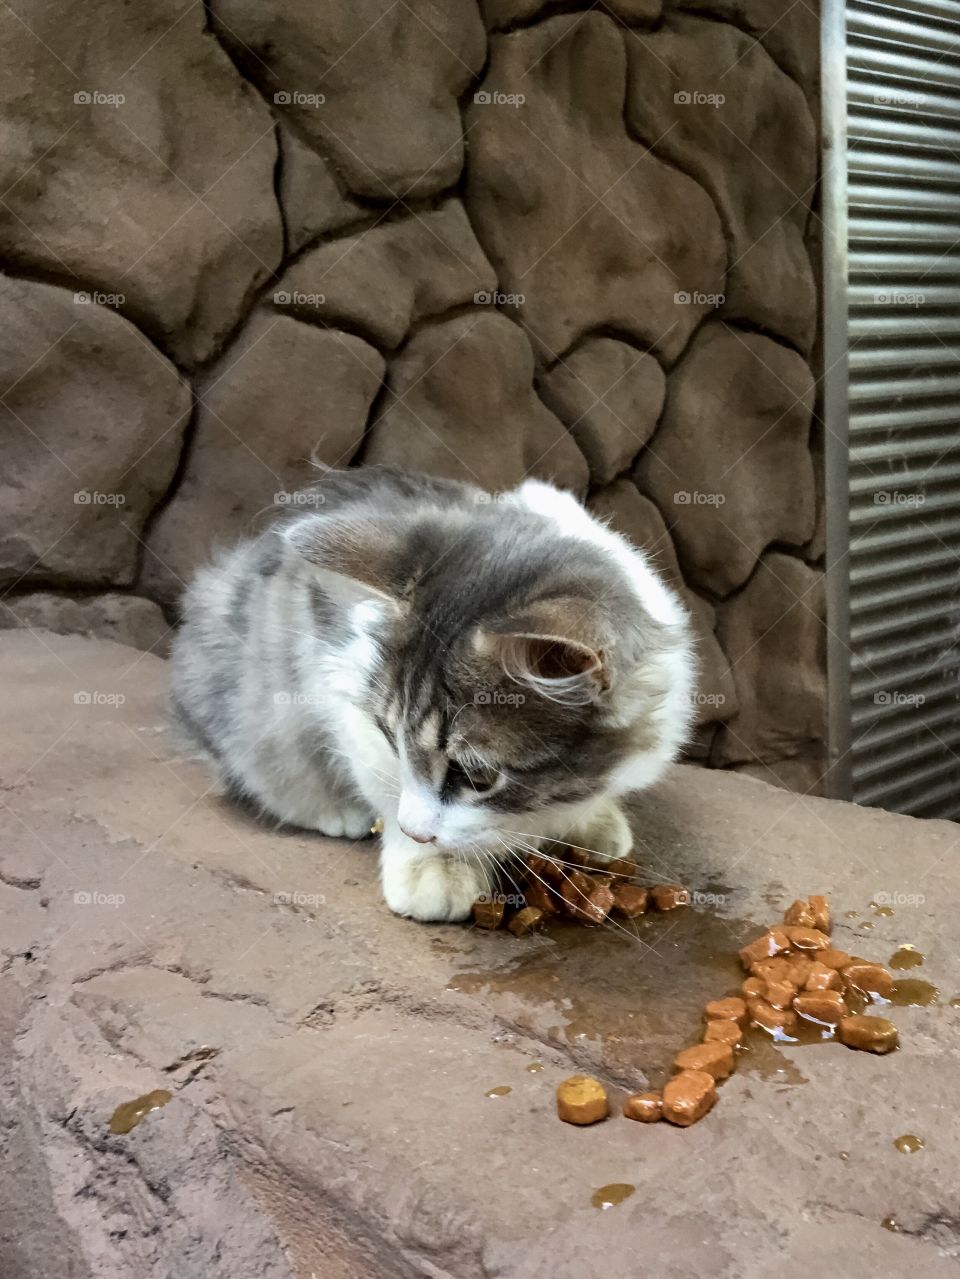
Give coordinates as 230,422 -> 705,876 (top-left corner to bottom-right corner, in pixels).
818,947 -> 854,971
674,1042 -> 735,1081
703,1019 -> 743,1047
843,962 -> 894,999
508,907 -> 544,937
784,898 -> 816,928
472,898 -> 505,930
805,961 -> 842,992
794,990 -> 847,1024
662,1070 -> 717,1127
704,996 -> 747,1025
605,858 -> 639,878
650,883 -> 689,911
561,879 -> 615,925
557,1074 -> 610,1125
747,994 -> 798,1034
838,1014 -> 899,1054
741,976 -> 766,998
611,883 -> 649,918
763,979 -> 797,1011
623,1091 -> 663,1122
809,895 -> 830,933
739,929 -> 791,969
522,879 -> 558,916
780,925 -> 831,951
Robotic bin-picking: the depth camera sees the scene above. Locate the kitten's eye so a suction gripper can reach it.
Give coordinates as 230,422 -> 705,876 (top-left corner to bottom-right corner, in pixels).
446,759 -> 499,795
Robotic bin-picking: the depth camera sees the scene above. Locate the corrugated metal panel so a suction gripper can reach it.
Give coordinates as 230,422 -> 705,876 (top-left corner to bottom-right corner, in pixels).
843,0 -> 960,817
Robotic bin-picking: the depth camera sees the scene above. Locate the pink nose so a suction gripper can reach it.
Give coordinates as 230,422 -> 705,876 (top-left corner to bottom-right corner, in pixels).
400,825 -> 436,845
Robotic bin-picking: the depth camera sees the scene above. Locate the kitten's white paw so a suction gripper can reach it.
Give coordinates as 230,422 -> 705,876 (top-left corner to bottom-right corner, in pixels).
315,801 -> 376,840
382,854 -> 492,922
561,799 -> 634,863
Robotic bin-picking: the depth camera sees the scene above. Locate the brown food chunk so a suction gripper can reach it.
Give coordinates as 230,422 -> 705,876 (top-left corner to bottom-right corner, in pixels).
804,961 -> 842,991
818,948 -> 854,970
808,894 -> 830,933
522,878 -> 558,916
794,990 -> 847,1024
741,976 -> 766,998
843,962 -> 894,999
780,925 -> 831,951
623,1090 -> 662,1122
562,879 -> 615,925
838,1014 -> 899,1054
747,994 -> 798,1033
605,857 -> 639,878
507,907 -> 544,937
662,1070 -> 717,1127
703,1019 -> 743,1047
674,1042 -> 735,1081
739,929 -> 791,969
650,883 -> 689,911
704,996 -> 747,1025
763,979 -> 797,1011
472,898 -> 505,929
611,883 -> 649,918
753,955 -> 809,987
565,847 -> 590,867
783,898 -> 816,928
526,854 -> 559,883
556,1074 -> 609,1125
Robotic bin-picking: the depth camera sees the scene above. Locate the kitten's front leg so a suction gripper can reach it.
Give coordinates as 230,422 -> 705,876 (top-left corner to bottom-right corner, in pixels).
379,819 -> 493,922
555,797 -> 634,863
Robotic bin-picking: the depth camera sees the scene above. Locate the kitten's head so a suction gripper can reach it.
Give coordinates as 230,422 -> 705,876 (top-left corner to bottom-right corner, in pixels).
284,477 -> 695,852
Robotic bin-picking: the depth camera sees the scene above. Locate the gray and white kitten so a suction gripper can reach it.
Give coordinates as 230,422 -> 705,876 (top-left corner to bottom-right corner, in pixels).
170,467 -> 696,922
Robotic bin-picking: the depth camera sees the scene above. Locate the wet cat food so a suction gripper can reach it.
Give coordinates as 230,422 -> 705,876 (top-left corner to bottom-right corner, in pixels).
739,928 -> 791,968
704,996 -> 747,1025
508,906 -> 544,937
623,1091 -> 663,1122
673,1042 -> 735,1081
842,961 -> 894,999
611,884 -> 649,918
556,1074 -> 610,1125
793,990 -> 847,1024
703,1019 -> 743,1047
838,1014 -> 899,1054
662,1070 -> 717,1127
650,884 -> 688,911
472,898 -> 505,929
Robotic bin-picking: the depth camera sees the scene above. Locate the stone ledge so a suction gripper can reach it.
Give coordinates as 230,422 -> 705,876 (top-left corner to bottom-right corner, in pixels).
1,633 -> 958,1278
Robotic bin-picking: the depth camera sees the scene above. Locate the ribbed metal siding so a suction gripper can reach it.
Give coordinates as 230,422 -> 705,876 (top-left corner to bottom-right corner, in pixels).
846,0 -> 960,818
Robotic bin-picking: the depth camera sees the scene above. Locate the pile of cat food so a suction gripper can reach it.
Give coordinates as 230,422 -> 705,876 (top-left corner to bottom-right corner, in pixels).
471,846 -> 686,935
472,865 -> 902,1129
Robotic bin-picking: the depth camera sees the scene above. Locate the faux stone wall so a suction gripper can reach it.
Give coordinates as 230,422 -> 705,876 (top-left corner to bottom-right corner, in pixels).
0,0 -> 826,791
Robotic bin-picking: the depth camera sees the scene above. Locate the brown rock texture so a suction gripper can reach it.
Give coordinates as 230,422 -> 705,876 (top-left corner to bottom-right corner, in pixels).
0,0 -> 824,788
210,0 -> 486,198
275,202 -> 496,349
625,14 -> 817,353
714,553 -> 828,766
2,634 -> 957,1279
539,338 -> 666,486
0,275 -> 190,588
0,593 -> 171,655
143,313 -> 384,604
0,0 -> 283,368
365,312 -> 590,494
635,323 -> 817,597
465,13 -> 726,364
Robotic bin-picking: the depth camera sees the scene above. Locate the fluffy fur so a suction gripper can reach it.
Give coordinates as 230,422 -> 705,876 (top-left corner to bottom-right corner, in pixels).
170,467 -> 696,922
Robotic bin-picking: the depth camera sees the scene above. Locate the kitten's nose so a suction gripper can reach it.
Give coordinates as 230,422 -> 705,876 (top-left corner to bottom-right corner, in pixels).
400,824 -> 437,845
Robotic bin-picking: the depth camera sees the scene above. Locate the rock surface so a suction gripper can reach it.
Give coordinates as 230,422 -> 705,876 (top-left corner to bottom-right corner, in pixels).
276,126 -> 361,255
142,313 -> 384,604
210,0 -> 486,198
0,0 -> 282,368
625,14 -> 817,353
0,274 -> 190,588
465,13 -> 726,364
1,633 -> 957,1279
0,593 -> 171,655
714,553 -> 828,765
275,202 -> 496,349
365,312 -> 590,493
539,338 -> 666,486
635,323 -> 816,597
673,0 -> 822,97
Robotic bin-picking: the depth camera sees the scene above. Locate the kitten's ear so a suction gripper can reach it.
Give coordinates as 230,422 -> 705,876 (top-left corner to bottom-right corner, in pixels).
281,515 -> 403,610
478,597 -> 610,704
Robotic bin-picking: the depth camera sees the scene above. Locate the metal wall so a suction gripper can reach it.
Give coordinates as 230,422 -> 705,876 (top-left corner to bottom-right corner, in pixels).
825,0 -> 960,817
